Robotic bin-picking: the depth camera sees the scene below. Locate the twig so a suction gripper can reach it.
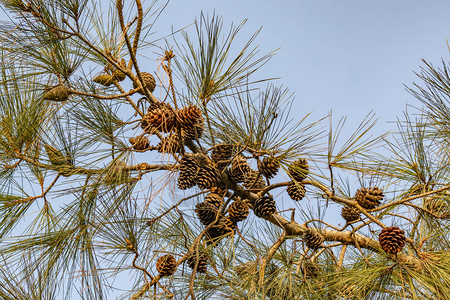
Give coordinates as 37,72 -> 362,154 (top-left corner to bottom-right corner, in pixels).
258,231 -> 286,285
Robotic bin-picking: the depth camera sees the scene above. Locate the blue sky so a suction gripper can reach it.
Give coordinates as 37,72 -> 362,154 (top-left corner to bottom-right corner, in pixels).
154,0 -> 450,131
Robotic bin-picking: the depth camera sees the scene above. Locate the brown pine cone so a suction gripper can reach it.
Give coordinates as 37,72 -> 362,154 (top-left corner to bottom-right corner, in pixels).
228,155 -> 250,183
379,226 -> 405,255
243,169 -> 266,191
288,158 -> 309,181
355,187 -> 384,209
195,201 -> 219,226
187,251 -> 208,273
181,117 -> 204,140
228,200 -> 250,222
177,154 -> 199,190
211,143 -> 233,165
156,254 -> 177,276
205,217 -> 235,244
157,133 -> 183,153
133,72 -> 156,94
303,228 -> 324,249
258,157 -> 280,179
302,260 -> 321,278
177,105 -> 202,129
197,164 -> 221,190
287,181 -> 306,201
129,135 -> 149,150
253,196 -> 276,218
141,103 -> 176,133
205,192 -> 224,209
341,206 -> 360,222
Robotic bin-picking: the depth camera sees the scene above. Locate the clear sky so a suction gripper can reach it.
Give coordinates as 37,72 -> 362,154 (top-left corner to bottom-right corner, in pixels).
153,0 -> 450,131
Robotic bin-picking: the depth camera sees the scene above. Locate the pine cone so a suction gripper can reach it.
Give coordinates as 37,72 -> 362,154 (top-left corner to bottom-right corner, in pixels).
133,72 -> 156,94
43,85 -> 69,102
93,74 -> 114,86
253,196 -> 276,218
424,197 -> 449,218
211,143 -> 233,165
288,158 -> 309,181
177,105 -> 202,129
187,251 -> 208,273
287,181 -> 306,201
129,135 -> 149,150
303,228 -> 324,249
156,254 -> 177,276
379,226 -> 405,255
181,117 -> 204,140
195,201 -> 219,226
228,200 -> 250,222
205,192 -> 224,209
205,217 -> 234,244
157,133 -> 183,153
228,155 -> 250,183
44,144 -> 72,166
243,169 -> 266,191
258,157 -> 280,179
141,103 -> 176,133
302,260 -> 320,278
341,206 -> 360,222
110,58 -> 126,81
197,164 -> 221,190
177,155 -> 199,190
355,187 -> 384,209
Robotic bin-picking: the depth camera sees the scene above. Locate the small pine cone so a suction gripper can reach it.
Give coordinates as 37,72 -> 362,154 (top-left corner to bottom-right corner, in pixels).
133,72 -> 156,94
228,200 -> 250,222
253,196 -> 276,218
303,228 -> 324,249
258,157 -> 280,179
197,164 -> 221,190
44,144 -> 71,166
177,105 -> 202,129
181,118 -> 204,140
288,158 -> 309,181
93,74 -> 114,86
341,206 -> 360,222
355,187 -> 384,209
157,133 -> 183,153
205,217 -> 235,244
177,155 -> 199,190
111,58 -> 127,81
287,181 -> 306,201
425,198 -> 449,217
187,251 -> 208,273
205,192 -> 224,209
141,104 -> 176,133
43,85 -> 69,102
129,135 -> 149,150
211,143 -> 233,165
195,201 -> 219,226
156,254 -> 177,276
379,226 -> 406,255
302,260 -> 320,278
228,155 -> 250,183
243,169 -> 266,191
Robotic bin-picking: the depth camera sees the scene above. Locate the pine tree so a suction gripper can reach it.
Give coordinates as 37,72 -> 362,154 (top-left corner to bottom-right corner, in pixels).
0,1 -> 448,299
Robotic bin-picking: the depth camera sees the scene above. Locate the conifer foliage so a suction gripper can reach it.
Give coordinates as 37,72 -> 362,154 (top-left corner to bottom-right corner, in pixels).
0,1 -> 448,299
